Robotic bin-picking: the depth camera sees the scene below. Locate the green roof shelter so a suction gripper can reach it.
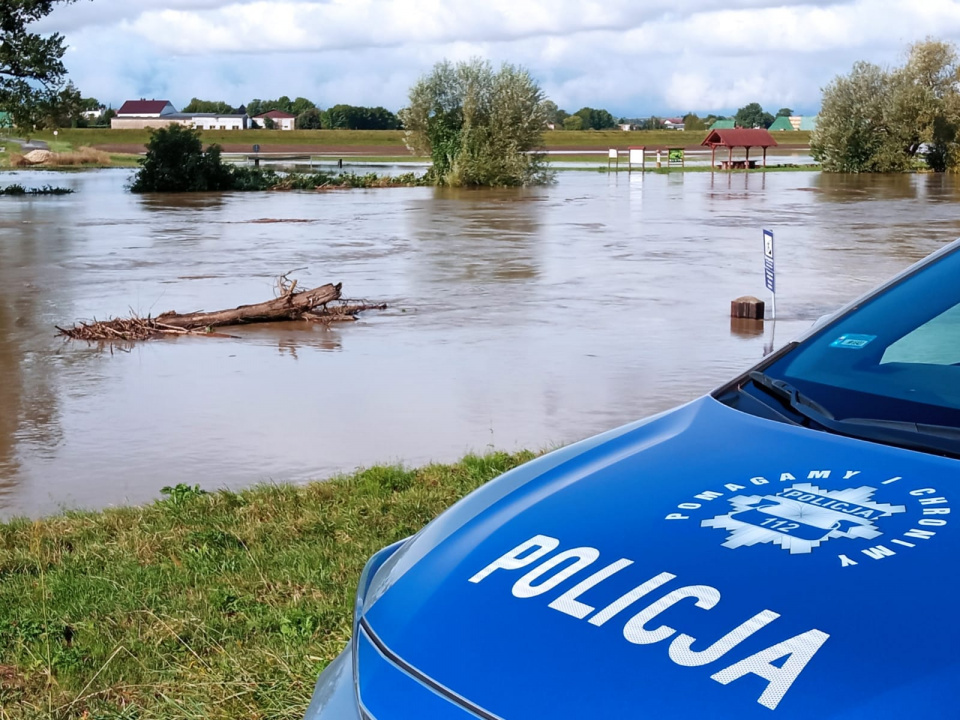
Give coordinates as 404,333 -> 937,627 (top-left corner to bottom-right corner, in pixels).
768,115 -> 794,131
709,119 -> 735,130
0,112 -> 10,129
799,115 -> 818,131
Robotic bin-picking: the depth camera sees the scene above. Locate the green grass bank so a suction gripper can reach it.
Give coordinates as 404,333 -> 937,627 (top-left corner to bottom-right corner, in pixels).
24,128 -> 814,151
0,451 -> 534,719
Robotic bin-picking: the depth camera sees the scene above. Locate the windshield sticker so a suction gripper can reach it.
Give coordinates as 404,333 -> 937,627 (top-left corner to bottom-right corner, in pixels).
829,333 -> 876,349
665,469 -> 949,566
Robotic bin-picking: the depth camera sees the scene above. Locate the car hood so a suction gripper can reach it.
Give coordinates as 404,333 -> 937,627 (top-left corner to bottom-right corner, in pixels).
362,397 -> 960,719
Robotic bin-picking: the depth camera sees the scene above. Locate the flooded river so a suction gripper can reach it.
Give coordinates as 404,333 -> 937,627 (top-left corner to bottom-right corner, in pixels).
0,168 -> 957,517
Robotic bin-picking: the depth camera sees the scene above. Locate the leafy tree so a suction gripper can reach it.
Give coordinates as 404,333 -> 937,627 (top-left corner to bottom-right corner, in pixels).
320,104 -> 399,130
0,0 -> 82,129
683,113 -> 706,132
776,107 -> 794,117
182,98 -> 236,114
812,62 -> 895,172
892,39 -> 960,171
812,39 -> 960,172
297,108 -> 322,129
131,124 -> 236,193
542,100 -> 570,127
400,58 -> 551,186
562,114 -> 583,131
290,97 -> 316,115
247,96 -> 307,117
262,115 -> 276,130
573,106 -> 616,130
734,102 -> 774,128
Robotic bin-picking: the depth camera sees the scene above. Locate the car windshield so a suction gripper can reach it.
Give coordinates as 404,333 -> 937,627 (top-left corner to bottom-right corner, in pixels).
759,244 -> 960,431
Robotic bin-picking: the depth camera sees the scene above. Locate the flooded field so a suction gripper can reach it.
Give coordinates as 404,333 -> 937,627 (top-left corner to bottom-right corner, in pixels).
0,168 -> 957,517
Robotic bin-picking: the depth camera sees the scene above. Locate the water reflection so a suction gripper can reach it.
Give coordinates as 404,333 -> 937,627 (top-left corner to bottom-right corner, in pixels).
408,187 -> 544,285
138,192 -> 228,212
809,172 -> 918,202
729,317 -> 765,338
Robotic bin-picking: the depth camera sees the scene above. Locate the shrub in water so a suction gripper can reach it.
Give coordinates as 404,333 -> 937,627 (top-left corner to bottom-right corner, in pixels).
131,124 -> 237,192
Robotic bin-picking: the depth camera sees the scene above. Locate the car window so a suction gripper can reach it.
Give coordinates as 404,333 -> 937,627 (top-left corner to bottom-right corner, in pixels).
763,245 -> 960,426
881,303 -> 960,366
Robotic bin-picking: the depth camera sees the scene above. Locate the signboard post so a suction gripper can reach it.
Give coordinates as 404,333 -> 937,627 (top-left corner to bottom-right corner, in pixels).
628,146 -> 645,173
608,148 -> 618,172
763,229 -> 776,319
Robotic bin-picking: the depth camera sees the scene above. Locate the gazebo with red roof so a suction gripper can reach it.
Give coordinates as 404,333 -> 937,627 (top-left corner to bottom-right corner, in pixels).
701,128 -> 778,169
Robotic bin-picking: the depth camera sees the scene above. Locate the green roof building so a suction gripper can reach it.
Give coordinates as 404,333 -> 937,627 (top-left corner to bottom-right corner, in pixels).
768,115 -> 795,131
709,119 -> 735,130
0,112 -> 10,129
799,115 -> 818,131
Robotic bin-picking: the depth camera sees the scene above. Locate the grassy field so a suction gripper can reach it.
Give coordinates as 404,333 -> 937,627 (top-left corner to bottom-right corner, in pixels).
542,129 -> 812,148
0,451 -> 535,719
30,128 -> 409,149
27,128 -> 813,152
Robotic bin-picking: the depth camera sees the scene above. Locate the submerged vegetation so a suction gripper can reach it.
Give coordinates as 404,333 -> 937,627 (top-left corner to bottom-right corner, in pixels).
0,183 -> 73,195
131,124 -> 422,192
0,451 -> 534,719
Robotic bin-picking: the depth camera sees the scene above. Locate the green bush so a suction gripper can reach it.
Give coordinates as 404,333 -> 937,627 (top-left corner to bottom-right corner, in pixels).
131,124 -> 239,192
401,58 -> 553,187
130,124 -> 423,193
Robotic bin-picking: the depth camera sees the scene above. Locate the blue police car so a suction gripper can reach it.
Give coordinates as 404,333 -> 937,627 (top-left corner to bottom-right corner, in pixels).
305,239 -> 960,719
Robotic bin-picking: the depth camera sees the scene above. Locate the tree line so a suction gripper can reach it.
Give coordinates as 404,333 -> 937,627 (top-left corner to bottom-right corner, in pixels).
813,39 -> 960,172
182,96 -> 401,130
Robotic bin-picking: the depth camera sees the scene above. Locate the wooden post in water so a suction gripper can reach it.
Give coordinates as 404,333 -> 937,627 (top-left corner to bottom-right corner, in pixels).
731,295 -> 765,320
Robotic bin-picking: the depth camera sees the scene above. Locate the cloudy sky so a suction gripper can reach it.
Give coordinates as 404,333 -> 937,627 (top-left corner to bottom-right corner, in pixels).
37,0 -> 960,117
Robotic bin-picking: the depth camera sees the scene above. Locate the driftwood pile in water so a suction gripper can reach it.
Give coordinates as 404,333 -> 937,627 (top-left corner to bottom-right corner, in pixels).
57,279 -> 387,341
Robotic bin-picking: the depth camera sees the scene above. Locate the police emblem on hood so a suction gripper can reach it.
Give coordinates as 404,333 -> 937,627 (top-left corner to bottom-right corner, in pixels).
701,483 -> 906,554
665,469 -> 950,567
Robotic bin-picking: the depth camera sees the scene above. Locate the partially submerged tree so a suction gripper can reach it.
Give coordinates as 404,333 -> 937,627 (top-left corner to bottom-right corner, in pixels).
812,39 -> 960,172
811,61 -> 897,172
400,59 -> 551,186
131,124 -> 235,193
0,0 -> 81,129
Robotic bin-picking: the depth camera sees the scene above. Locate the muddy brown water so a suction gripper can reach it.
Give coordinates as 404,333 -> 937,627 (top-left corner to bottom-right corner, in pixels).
0,169 -> 957,518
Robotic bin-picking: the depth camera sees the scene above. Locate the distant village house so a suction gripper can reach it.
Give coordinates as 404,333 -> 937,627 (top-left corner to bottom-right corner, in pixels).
111,99 -> 249,130
253,110 -> 296,131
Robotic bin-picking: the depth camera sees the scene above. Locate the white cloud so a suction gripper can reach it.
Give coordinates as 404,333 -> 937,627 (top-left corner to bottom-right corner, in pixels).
41,0 -> 960,116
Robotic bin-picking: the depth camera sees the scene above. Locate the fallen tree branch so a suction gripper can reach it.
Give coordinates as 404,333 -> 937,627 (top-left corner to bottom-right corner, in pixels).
304,300 -> 389,324
58,281 -> 387,341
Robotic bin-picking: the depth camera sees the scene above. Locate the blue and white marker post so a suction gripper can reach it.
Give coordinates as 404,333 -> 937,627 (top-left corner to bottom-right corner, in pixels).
763,229 -> 776,320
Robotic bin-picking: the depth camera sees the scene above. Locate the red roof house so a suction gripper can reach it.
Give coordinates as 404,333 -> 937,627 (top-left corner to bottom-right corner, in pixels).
116,99 -> 177,117
253,110 -> 297,130
255,110 -> 296,119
